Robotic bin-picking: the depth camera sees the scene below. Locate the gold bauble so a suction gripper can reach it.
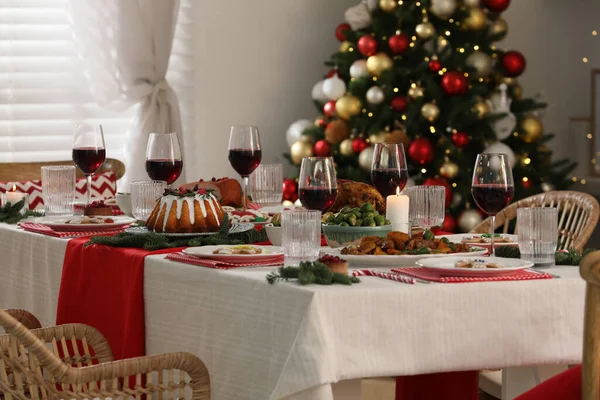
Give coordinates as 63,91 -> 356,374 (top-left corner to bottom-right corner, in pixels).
416,20 -> 436,40
335,95 -> 362,120
339,138 -> 354,156
408,84 -> 425,99
379,0 -> 397,13
299,134 -> 314,144
490,17 -> 508,40
430,0 -> 457,20
421,102 -> 440,122
440,161 -> 459,179
290,141 -> 314,165
325,119 -> 350,144
503,77 -> 516,86
521,115 -> 544,143
466,52 -> 492,78
463,0 -> 480,7
472,100 -> 490,119
368,132 -> 387,144
437,35 -> 449,51
339,41 -> 352,52
366,53 -> 393,77
510,82 -> 523,100
385,129 -> 412,148
464,8 -> 487,31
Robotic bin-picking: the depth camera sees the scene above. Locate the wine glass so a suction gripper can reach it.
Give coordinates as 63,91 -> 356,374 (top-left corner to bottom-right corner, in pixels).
298,157 -> 338,212
145,132 -> 183,188
228,125 -> 262,210
370,143 -> 409,197
471,153 -> 515,256
72,124 -> 106,205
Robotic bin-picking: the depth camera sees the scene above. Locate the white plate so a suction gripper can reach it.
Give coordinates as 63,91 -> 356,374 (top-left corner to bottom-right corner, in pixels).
259,205 -> 303,215
416,256 -> 533,277
34,216 -> 135,232
183,245 -> 283,262
441,234 -> 518,246
321,246 -> 488,268
125,223 -> 254,237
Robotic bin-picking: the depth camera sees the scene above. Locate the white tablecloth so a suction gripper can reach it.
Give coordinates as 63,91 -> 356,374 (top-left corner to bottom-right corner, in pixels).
0,223 -> 586,400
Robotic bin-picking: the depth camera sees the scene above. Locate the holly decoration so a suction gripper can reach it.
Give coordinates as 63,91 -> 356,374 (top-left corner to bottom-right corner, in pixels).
388,34 -> 410,54
314,140 -> 332,157
408,137 -> 434,165
483,0 -> 510,13
358,35 -> 378,56
352,137 -> 368,153
501,51 -> 526,77
335,23 -> 351,41
428,59 -> 442,72
390,96 -> 408,112
441,71 -> 468,96
451,131 -> 469,148
282,178 -> 298,202
323,100 -> 337,117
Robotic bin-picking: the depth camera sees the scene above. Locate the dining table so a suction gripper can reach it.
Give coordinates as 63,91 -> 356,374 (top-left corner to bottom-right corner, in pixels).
0,221 -> 586,400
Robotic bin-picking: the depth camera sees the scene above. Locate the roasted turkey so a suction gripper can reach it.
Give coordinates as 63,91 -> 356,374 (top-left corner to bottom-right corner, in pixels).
328,180 -> 385,214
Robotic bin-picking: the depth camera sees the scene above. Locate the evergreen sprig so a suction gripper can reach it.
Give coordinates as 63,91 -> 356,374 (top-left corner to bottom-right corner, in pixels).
266,261 -> 360,286
495,245 -> 597,266
0,199 -> 42,224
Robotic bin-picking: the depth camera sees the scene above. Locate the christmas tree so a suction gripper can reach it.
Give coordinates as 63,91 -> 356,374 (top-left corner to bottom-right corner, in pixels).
284,0 -> 576,232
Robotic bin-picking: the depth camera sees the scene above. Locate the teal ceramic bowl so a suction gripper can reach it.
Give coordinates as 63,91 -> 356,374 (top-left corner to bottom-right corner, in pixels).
322,224 -> 393,248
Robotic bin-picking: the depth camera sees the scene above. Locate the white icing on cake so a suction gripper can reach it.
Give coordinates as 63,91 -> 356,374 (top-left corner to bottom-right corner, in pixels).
152,193 -> 222,232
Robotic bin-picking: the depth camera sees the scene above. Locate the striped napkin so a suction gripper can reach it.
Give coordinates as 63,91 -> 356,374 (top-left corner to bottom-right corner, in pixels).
20,222 -> 125,238
166,252 -> 284,270
352,269 -> 416,284
391,267 -> 554,283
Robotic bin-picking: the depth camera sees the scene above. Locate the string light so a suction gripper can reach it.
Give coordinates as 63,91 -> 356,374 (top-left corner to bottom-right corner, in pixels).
368,112 -> 373,117
464,72 -> 469,77
411,83 -> 416,88
449,19 -> 454,23
452,183 -> 457,188
412,35 -> 417,41
373,77 -> 378,81
445,30 -> 451,36
524,157 -> 531,165
491,45 -> 497,51
458,48 -> 465,53
410,42 -> 415,47
361,108 -> 367,113
442,68 -> 448,72
393,87 -> 399,93
581,179 -> 587,184
522,177 -> 529,182
593,30 -> 598,36
438,71 -> 444,76
415,1 -> 420,5
430,126 -> 436,133
513,132 -> 519,137
587,133 -> 593,139
421,168 -> 427,173
478,78 -> 483,82
583,57 -> 589,63
401,115 -> 407,121
572,176 -> 578,182
474,45 -> 480,50
592,158 -> 597,165
445,149 -> 451,154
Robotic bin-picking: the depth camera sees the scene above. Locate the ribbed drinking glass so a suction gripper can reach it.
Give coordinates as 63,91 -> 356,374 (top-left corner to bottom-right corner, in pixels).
282,210 -> 321,266
517,207 -> 558,268
131,180 -> 167,221
408,186 -> 445,230
250,164 -> 283,206
41,166 -> 76,216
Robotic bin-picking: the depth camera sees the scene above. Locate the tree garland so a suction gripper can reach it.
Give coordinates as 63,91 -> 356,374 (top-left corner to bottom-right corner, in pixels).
0,199 -> 42,224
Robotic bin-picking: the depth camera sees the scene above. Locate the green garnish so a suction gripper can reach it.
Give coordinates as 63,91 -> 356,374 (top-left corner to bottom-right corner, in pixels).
266,261 -> 360,286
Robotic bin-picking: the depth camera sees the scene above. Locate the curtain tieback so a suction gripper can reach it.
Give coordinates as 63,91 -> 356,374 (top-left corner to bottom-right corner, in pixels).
140,79 -> 169,133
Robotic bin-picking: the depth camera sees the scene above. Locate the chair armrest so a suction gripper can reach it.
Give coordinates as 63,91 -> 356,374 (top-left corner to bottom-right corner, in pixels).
5,309 -> 42,330
580,250 -> 600,285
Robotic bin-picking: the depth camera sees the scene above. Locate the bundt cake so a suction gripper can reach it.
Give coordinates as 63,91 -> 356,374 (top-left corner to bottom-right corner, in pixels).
145,187 -> 225,233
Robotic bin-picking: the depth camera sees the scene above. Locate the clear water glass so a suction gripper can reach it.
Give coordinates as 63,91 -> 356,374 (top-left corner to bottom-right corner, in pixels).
41,166 -> 76,216
408,186 -> 445,229
131,180 -> 167,221
250,164 -> 283,206
282,210 -> 322,266
517,207 -> 558,268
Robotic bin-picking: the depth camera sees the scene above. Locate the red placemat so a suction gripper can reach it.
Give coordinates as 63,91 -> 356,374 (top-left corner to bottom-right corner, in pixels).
167,252 -> 284,269
20,222 -> 125,238
392,266 -> 554,283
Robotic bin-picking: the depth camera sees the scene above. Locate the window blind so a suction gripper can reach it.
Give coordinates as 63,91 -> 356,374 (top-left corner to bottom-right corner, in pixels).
0,0 -> 194,163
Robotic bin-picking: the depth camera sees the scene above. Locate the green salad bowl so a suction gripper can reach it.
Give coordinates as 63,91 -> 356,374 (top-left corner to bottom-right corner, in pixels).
322,224 -> 393,248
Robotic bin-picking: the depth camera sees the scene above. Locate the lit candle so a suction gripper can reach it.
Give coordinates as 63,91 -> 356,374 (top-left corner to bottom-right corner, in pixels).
4,185 -> 28,214
386,186 -> 410,234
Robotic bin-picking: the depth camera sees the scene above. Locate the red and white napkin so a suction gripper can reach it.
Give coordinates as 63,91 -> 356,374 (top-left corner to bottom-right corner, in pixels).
352,269 -> 416,284
391,267 -> 554,283
20,222 -> 125,238
166,252 -> 284,270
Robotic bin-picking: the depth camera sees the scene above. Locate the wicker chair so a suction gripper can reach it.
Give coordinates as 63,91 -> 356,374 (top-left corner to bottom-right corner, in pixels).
0,159 -> 126,181
471,191 -> 600,251
581,250 -> 600,399
0,308 -> 210,399
4,310 -> 41,330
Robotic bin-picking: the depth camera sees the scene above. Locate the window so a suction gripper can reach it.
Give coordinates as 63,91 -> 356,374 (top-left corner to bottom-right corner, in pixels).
0,0 -> 194,163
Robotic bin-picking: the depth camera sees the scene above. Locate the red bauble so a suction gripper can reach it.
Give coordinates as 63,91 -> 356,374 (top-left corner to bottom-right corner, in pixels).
428,59 -> 442,72
313,140 -> 332,157
441,71 -> 468,96
522,179 -> 533,190
408,138 -> 434,165
335,23 -> 351,42
451,131 -> 469,148
315,117 -> 326,128
282,178 -> 298,202
423,177 -> 452,207
323,100 -> 337,117
358,35 -> 378,56
388,34 -> 410,54
390,96 -> 408,112
483,0 -> 510,13
326,68 -> 338,78
501,51 -> 526,77
352,137 -> 368,153
442,213 -> 457,233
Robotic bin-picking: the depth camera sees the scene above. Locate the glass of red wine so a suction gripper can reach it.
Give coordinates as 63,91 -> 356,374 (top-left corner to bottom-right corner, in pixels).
145,132 -> 183,188
298,157 -> 338,212
72,124 -> 106,206
471,153 -> 515,256
228,125 -> 262,210
370,143 -> 409,197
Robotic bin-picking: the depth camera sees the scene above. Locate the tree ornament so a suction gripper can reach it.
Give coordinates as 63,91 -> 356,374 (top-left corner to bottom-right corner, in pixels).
416,19 -> 436,40
385,129 -> 411,148
335,23 -> 351,41
423,177 -> 452,206
379,0 -> 397,13
484,142 -> 516,167
339,41 -> 353,52
352,137 -> 369,153
325,120 -> 351,144
408,138 -> 435,165
358,35 -> 378,56
344,2 -> 373,31
322,74 -> 347,100
463,0 -> 480,7
442,71 -> 468,96
429,59 -> 442,72
335,95 -> 362,120
490,17 -> 508,40
311,80 -> 329,102
466,52 -> 493,78
489,84 -> 517,140
522,178 -> 533,190
314,115 -> 326,128
520,114 -> 544,143
421,102 -> 440,122
452,131 -> 469,148
286,119 -> 314,147
458,209 -> 483,232
368,131 -> 387,144
442,213 -> 457,232
326,69 -> 339,78
349,60 -> 369,79
437,35 -> 449,51
323,100 -> 337,117
290,141 -> 314,165
282,178 -> 298,202
510,82 -> 523,100
391,96 -> 409,112
502,51 -> 526,77
541,182 -> 555,192
440,161 -> 459,179
389,34 -> 410,54
313,140 -> 332,157
366,53 -> 393,77
430,0 -> 457,20
408,85 -> 425,99
339,138 -> 354,156
464,8 -> 487,31
483,0 -> 510,13
366,86 -> 385,105
472,99 -> 491,119
358,146 -> 375,171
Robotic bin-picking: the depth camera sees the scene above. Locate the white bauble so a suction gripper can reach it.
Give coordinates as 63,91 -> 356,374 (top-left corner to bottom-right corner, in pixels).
345,2 -> 372,30
466,52 -> 492,78
458,209 -> 483,232
322,74 -> 347,100
431,0 -> 457,19
366,86 -> 385,105
484,142 -> 516,168
286,119 -> 313,147
350,60 -> 369,79
311,80 -> 329,102
358,146 -> 375,171
463,0 -> 480,7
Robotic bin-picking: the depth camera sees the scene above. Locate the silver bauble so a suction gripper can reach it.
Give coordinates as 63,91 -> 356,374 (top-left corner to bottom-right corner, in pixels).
466,52 -> 493,78
286,119 -> 313,147
358,146 -> 375,171
541,182 -> 555,192
350,60 -> 369,79
311,80 -> 329,102
430,0 -> 457,20
458,209 -> 483,232
366,86 -> 385,105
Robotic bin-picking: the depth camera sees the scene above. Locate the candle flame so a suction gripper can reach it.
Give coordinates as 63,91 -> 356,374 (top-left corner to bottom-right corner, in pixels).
11,184 -> 16,192
396,186 -> 401,196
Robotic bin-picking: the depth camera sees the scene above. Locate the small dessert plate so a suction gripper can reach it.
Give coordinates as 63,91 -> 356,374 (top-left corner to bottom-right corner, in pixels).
125,223 -> 254,237
34,216 -> 135,232
416,256 -> 533,277
183,245 -> 283,262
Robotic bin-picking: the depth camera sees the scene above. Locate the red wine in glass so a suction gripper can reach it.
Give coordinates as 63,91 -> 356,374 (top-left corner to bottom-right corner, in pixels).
145,159 -> 183,185
72,147 -> 106,175
299,187 -> 338,212
228,149 -> 262,177
471,184 -> 514,215
371,168 -> 408,197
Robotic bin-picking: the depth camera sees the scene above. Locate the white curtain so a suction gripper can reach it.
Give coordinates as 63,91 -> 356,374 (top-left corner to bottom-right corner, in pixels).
67,0 -> 183,190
